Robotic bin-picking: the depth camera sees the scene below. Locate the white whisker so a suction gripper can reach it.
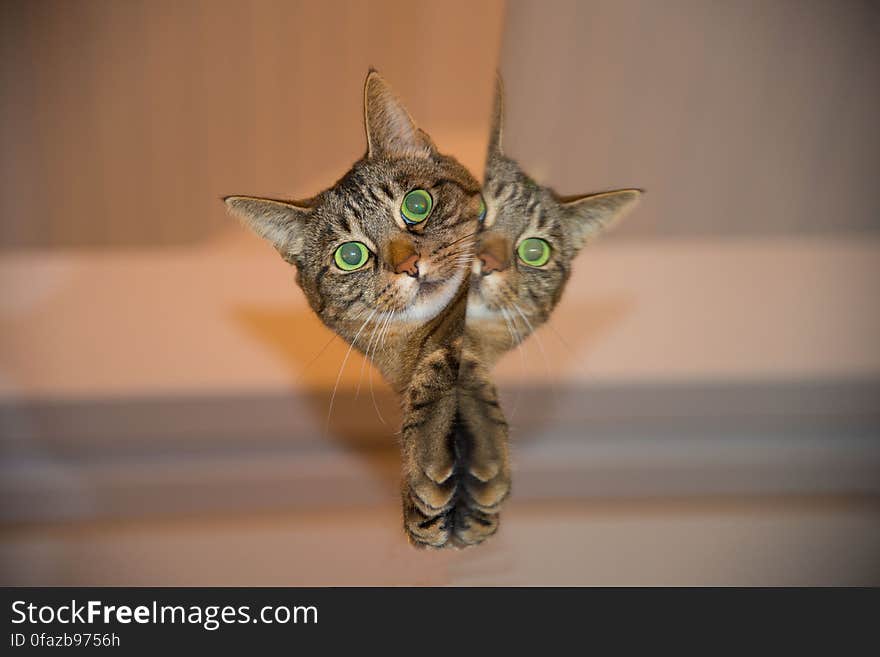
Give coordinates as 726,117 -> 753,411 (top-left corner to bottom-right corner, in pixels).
500,305 -> 526,419
325,309 -> 376,438
356,310 -> 384,400
295,332 -> 338,384
512,300 -> 559,405
369,310 -> 393,425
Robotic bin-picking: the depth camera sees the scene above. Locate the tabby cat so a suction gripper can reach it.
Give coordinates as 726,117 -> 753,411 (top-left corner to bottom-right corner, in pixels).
225,71 -> 482,548
468,78 -> 642,366
434,78 -> 644,546
225,72 -> 641,550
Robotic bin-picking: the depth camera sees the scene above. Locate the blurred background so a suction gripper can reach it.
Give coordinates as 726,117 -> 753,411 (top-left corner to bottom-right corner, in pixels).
1,0 -> 878,585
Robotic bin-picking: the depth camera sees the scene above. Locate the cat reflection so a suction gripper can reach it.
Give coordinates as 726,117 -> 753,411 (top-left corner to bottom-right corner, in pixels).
226,72 -> 640,550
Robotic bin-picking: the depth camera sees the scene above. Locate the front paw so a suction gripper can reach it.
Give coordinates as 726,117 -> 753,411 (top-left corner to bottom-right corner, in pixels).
450,503 -> 500,548
402,483 -> 452,548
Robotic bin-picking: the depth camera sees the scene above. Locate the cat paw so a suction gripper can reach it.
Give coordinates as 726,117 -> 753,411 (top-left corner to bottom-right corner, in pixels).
402,471 -> 509,549
405,461 -> 456,515
450,505 -> 500,547
463,471 -> 510,512
402,486 -> 451,548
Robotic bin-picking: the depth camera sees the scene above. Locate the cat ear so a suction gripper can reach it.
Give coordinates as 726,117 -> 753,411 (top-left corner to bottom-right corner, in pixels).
364,70 -> 435,159
561,189 -> 642,249
488,72 -> 504,157
224,195 -> 311,259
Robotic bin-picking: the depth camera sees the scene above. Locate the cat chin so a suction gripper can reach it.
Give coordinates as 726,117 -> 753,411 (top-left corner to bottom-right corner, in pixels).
394,269 -> 465,324
464,296 -> 501,320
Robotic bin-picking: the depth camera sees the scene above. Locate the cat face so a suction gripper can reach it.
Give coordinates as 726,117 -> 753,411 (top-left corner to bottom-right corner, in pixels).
226,73 -> 482,343
287,153 -> 480,331
468,155 -> 572,329
467,80 -> 641,353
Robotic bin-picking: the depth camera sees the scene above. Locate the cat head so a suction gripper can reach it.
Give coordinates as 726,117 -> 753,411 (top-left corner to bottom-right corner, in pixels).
226,71 -> 482,340
467,77 -> 641,348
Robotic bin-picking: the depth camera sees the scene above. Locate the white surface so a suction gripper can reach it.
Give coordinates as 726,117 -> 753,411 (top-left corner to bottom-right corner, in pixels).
2,500 -> 878,586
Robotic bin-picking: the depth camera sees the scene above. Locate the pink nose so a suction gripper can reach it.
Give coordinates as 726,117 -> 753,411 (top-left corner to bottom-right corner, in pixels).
394,252 -> 420,277
479,251 -> 505,275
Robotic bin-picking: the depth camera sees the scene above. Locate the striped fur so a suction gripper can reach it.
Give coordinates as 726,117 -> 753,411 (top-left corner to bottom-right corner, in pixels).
226,71 -> 485,549
225,72 -> 481,395
402,335 -> 511,548
467,77 -> 643,368
224,71 -> 641,551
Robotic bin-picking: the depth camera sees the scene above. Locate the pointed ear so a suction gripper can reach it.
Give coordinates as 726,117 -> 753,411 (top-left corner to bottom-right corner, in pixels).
364,70 -> 434,159
488,72 -> 504,157
223,195 -> 311,260
561,189 -> 642,249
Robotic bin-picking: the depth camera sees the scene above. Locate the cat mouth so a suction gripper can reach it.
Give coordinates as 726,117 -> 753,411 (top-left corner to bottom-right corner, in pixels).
396,270 -> 465,322
466,276 -> 491,304
465,292 -> 498,319
417,279 -> 445,296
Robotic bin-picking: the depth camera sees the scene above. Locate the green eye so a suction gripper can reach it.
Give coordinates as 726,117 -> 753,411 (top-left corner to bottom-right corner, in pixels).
478,195 -> 487,222
334,241 -> 369,271
401,189 -> 433,224
517,237 -> 551,267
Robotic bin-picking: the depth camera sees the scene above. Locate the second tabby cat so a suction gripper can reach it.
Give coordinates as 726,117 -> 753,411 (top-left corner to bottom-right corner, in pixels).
469,78 -> 642,365
424,78 -> 644,547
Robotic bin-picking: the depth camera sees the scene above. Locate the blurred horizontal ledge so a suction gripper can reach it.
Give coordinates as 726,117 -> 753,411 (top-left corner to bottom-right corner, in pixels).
2,430 -> 878,526
1,378 -> 878,452
1,378 -> 878,526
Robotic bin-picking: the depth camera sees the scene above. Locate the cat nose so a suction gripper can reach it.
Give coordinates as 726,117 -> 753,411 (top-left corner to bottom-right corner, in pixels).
477,234 -> 510,275
478,251 -> 506,275
394,252 -> 420,277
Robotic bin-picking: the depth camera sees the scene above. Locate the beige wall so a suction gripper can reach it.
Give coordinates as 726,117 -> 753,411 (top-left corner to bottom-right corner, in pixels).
500,0 -> 880,238
0,0 -> 504,247
3,1 -> 878,247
